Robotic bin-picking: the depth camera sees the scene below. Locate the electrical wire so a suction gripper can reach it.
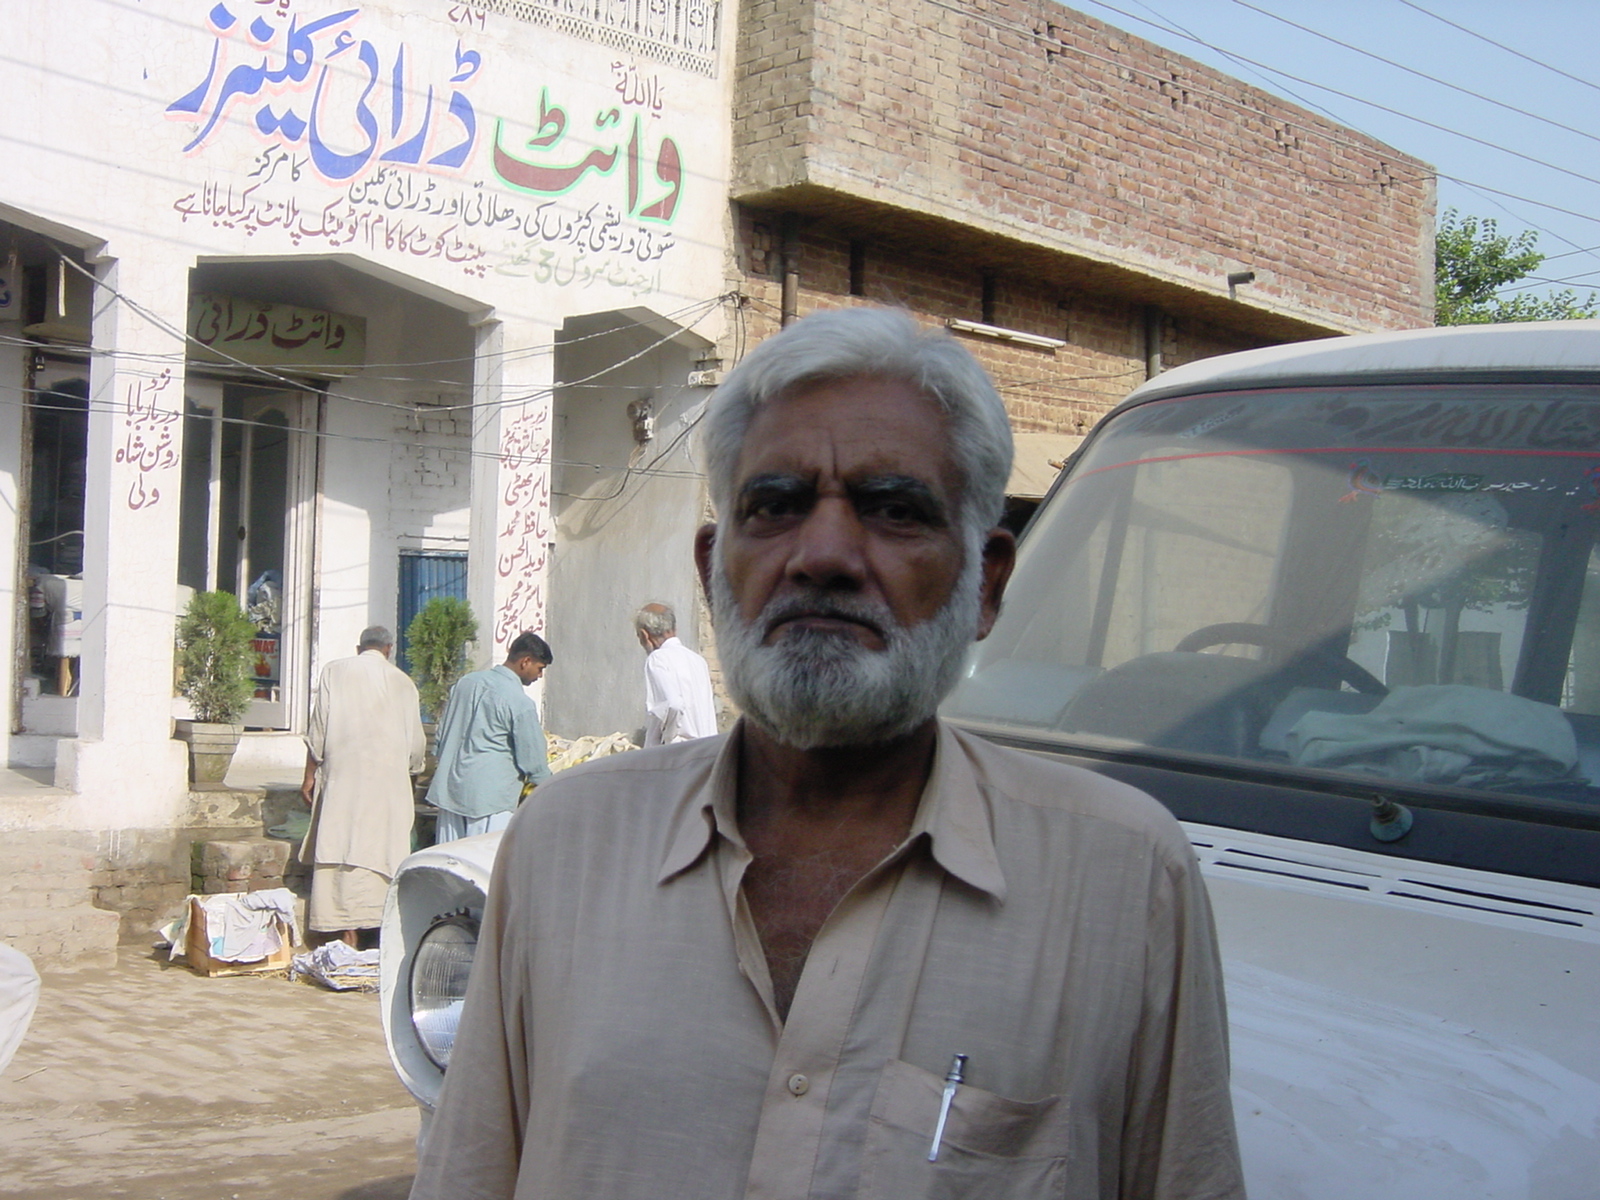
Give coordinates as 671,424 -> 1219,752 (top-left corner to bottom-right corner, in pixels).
53,253 -> 736,420
1066,0 -> 1600,283
914,0 -> 1427,189
1226,0 -> 1600,149
0,375 -> 720,480
1393,0 -> 1600,97
1073,0 -> 1600,193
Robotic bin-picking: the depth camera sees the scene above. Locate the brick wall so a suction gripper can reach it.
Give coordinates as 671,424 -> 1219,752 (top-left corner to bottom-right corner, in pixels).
390,400 -> 471,542
731,207 -> 1268,438
734,0 -> 1435,335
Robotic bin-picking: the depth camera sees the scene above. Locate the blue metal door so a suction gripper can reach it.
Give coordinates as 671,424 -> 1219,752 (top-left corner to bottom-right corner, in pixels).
397,551 -> 468,674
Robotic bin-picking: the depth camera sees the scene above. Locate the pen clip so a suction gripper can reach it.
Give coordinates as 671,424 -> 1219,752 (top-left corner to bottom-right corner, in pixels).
927,1053 -> 968,1163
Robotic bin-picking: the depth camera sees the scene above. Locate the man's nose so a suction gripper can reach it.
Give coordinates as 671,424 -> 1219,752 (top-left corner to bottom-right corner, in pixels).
785,497 -> 867,590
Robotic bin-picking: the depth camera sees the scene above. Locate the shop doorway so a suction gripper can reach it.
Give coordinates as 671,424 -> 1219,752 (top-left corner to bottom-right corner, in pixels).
178,381 -> 316,729
23,364 -> 90,707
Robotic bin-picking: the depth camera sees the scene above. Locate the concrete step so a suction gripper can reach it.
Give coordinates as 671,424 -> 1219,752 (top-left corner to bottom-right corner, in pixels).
0,904 -> 121,970
0,844 -> 94,899
0,836 -> 121,969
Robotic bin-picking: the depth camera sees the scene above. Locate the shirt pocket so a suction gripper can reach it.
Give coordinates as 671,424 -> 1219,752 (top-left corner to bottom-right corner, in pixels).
857,1058 -> 1070,1200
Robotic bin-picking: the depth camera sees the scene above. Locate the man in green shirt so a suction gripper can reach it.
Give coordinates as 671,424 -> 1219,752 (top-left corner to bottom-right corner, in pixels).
426,632 -> 554,842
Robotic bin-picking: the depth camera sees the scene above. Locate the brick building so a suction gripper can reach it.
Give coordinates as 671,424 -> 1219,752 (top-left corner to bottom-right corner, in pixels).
726,0 -> 1435,496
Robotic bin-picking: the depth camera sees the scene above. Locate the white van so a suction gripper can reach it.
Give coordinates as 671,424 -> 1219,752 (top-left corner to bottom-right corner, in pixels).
944,320 -> 1600,1199
384,320 -> 1600,1197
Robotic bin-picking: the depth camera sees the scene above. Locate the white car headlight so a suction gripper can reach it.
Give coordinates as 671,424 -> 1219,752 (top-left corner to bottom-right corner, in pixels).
408,914 -> 478,1070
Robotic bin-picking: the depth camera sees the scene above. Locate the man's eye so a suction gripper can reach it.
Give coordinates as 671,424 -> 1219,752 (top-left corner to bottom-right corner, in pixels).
746,496 -> 801,520
865,500 -> 924,524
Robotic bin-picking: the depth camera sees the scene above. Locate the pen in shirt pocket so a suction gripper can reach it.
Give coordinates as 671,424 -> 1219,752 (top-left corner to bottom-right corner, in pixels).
927,1053 -> 968,1162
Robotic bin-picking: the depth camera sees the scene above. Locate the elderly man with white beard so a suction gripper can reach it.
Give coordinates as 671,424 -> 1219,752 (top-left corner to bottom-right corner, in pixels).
410,308 -> 1245,1200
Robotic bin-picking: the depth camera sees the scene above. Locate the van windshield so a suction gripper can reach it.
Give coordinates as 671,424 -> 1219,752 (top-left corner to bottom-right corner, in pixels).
946,382 -> 1600,808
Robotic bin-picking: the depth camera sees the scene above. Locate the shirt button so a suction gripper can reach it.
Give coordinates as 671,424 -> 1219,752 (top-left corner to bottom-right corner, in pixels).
786,1073 -> 809,1096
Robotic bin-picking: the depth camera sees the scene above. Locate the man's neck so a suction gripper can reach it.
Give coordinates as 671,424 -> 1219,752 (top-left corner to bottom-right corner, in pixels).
734,719 -> 938,1021
735,719 -> 938,829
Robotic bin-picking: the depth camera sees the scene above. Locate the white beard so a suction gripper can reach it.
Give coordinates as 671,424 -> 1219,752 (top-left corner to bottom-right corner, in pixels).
709,543 -> 982,750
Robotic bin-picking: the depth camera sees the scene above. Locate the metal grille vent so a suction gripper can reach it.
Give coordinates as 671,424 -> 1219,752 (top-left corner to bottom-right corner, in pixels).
1187,823 -> 1600,939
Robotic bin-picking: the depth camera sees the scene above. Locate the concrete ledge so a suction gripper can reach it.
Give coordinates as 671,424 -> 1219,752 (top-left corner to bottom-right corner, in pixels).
0,904 -> 120,970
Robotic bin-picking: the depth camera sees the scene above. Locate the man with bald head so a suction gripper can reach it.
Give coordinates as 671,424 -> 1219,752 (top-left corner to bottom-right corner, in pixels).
412,308 -> 1243,1200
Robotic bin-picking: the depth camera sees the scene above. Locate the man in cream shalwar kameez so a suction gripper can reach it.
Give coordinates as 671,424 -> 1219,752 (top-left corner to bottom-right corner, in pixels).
298,626 -> 425,945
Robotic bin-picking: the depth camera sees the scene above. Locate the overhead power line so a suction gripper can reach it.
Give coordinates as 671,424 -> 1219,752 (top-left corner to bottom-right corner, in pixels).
1070,0 -> 1600,275
1082,0 -> 1600,193
54,255 -> 734,423
1227,0 -> 1600,149
1393,0 -> 1600,97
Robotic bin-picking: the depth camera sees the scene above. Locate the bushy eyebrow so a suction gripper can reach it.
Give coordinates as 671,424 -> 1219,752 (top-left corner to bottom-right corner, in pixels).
735,471 -> 949,524
736,473 -> 812,509
849,474 -> 949,524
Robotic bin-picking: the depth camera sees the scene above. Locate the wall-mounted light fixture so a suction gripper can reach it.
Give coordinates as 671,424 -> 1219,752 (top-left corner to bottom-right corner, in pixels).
945,318 -> 1067,351
627,396 -> 655,444
1227,270 -> 1256,301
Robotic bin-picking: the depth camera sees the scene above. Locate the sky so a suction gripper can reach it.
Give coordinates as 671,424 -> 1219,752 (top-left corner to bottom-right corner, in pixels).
1065,0 -> 1600,306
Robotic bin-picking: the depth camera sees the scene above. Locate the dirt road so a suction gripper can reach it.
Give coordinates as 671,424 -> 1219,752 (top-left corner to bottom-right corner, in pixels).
0,948 -> 419,1200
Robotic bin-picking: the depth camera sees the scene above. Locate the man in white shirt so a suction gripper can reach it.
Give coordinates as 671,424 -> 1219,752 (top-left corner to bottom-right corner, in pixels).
634,603 -> 717,744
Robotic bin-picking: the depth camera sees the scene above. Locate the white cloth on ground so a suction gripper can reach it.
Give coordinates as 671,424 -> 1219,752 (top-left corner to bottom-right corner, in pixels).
159,889 -> 301,962
290,940 -> 381,991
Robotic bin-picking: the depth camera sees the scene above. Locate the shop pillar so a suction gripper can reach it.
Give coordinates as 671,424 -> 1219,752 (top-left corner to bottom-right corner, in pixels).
470,321 -> 555,661
55,252 -> 189,822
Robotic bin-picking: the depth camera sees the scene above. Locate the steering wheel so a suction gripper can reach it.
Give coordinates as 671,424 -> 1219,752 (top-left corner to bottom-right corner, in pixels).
1173,622 -> 1388,696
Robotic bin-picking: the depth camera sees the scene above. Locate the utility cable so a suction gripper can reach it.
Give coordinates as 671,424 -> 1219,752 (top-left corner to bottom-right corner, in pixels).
55,253 -> 735,420
1393,0 -> 1600,97
1227,0 -> 1600,149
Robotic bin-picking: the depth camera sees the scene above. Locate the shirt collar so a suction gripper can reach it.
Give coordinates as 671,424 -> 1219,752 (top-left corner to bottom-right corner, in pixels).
656,720 -> 1006,902
657,732 -> 743,884
912,722 -> 1007,901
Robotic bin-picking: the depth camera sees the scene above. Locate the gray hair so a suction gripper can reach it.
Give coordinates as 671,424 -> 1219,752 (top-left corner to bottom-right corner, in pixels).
701,307 -> 1014,543
358,625 -> 394,650
634,604 -> 676,640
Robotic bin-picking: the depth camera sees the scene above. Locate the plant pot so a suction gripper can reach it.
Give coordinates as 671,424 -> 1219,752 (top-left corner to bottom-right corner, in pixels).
175,720 -> 243,786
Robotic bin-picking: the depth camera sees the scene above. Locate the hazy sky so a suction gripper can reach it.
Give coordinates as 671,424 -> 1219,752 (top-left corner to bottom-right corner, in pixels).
1066,0 -> 1600,304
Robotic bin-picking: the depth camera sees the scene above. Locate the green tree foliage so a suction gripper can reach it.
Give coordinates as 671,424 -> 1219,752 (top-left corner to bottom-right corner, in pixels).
1436,208 -> 1598,325
407,596 -> 479,721
176,590 -> 258,724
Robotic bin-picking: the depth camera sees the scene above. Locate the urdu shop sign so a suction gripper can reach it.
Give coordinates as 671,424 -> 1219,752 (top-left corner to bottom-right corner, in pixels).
187,293 -> 366,372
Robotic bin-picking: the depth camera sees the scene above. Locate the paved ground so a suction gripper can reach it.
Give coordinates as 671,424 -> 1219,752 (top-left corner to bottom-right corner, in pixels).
0,947 -> 419,1199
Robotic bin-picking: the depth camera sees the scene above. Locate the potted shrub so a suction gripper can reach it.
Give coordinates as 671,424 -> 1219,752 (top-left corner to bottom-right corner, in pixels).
406,596 -> 478,723
174,590 -> 258,785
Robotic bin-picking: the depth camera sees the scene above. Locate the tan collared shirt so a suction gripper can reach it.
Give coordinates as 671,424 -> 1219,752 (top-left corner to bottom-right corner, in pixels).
411,721 -> 1244,1200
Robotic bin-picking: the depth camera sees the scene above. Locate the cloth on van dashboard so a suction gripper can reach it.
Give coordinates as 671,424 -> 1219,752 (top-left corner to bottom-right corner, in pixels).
1285,684 -> 1580,788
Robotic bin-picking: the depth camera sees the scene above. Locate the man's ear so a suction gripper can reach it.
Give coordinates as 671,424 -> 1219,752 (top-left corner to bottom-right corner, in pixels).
694,523 -> 718,602
974,527 -> 1016,641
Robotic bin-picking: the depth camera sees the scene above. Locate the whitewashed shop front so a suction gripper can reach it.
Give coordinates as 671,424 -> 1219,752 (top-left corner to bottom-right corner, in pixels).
0,0 -> 731,834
